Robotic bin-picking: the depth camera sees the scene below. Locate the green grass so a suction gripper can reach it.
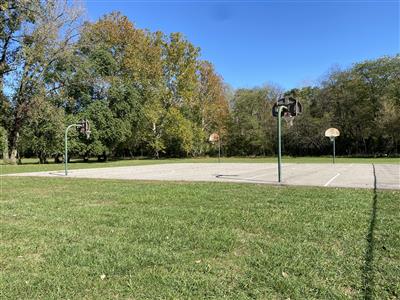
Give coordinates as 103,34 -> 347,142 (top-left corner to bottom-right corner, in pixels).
1,156 -> 398,175
1,177 -> 399,299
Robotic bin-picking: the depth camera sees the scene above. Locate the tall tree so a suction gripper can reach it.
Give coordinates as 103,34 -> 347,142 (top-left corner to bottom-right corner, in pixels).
317,55 -> 400,155
282,87 -> 332,156
1,0 -> 82,163
197,61 -> 229,133
227,86 -> 278,156
19,93 -> 64,163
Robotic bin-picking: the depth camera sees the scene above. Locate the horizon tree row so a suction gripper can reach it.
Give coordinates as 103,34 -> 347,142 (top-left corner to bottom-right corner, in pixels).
1,1 -> 399,163
1,2 -> 229,163
227,55 -> 399,157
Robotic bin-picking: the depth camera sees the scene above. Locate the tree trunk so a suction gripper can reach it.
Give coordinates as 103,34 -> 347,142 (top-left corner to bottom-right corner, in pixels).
9,147 -> 18,164
2,134 -> 9,164
97,152 -> 107,162
38,152 -> 48,164
54,154 -> 62,163
8,111 -> 22,165
8,123 -> 18,164
363,138 -> 368,155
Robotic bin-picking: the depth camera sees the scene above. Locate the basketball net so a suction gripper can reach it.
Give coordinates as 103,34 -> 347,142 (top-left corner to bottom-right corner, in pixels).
283,112 -> 294,127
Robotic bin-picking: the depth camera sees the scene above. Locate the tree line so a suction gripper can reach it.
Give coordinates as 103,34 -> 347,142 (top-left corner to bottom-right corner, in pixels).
1,1 -> 399,164
228,54 -> 400,157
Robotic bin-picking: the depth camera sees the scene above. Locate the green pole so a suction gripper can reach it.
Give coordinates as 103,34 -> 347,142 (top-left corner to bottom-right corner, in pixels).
218,138 -> 221,163
333,138 -> 336,164
277,106 -> 287,183
65,124 -> 79,176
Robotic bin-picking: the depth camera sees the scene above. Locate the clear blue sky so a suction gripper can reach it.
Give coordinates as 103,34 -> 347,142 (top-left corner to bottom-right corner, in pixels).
83,0 -> 399,90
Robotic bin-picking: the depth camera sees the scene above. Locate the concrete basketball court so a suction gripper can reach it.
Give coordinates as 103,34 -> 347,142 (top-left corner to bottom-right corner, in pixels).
7,163 -> 400,190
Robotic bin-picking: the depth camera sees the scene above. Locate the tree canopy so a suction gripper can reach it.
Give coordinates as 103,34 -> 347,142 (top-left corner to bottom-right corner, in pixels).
1,2 -> 399,163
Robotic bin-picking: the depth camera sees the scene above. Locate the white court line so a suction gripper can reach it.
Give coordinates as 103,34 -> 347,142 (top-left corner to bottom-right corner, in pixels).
247,173 -> 268,180
246,166 -> 277,180
324,173 -> 341,187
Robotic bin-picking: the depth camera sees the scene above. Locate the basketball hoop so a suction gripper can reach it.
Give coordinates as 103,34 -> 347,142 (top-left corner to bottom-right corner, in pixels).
324,128 -> 340,139
283,112 -> 294,127
271,96 -> 302,182
325,128 -> 340,164
209,133 -> 220,144
209,132 -> 221,163
272,96 -> 302,118
79,119 -> 91,139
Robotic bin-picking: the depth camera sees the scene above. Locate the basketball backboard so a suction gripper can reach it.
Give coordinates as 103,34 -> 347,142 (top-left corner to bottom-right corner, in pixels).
209,133 -> 220,143
325,128 -> 340,141
272,96 -> 302,117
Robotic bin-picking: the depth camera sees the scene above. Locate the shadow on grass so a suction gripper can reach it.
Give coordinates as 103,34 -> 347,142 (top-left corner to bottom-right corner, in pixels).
362,163 -> 377,299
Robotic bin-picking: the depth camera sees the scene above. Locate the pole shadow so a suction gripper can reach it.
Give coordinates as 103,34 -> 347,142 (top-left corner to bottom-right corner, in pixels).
362,163 -> 378,299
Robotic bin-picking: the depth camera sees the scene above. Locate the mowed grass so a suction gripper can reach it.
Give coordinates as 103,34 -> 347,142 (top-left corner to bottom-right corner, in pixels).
1,156 -> 398,175
0,177 -> 399,299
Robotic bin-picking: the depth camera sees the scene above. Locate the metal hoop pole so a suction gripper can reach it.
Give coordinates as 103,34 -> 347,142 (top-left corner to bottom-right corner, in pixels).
218,138 -> 221,163
277,106 -> 287,183
333,138 -> 336,164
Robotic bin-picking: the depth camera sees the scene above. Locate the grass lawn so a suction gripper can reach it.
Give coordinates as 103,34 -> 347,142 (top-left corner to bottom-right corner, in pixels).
1,156 -> 399,175
0,177 -> 399,299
